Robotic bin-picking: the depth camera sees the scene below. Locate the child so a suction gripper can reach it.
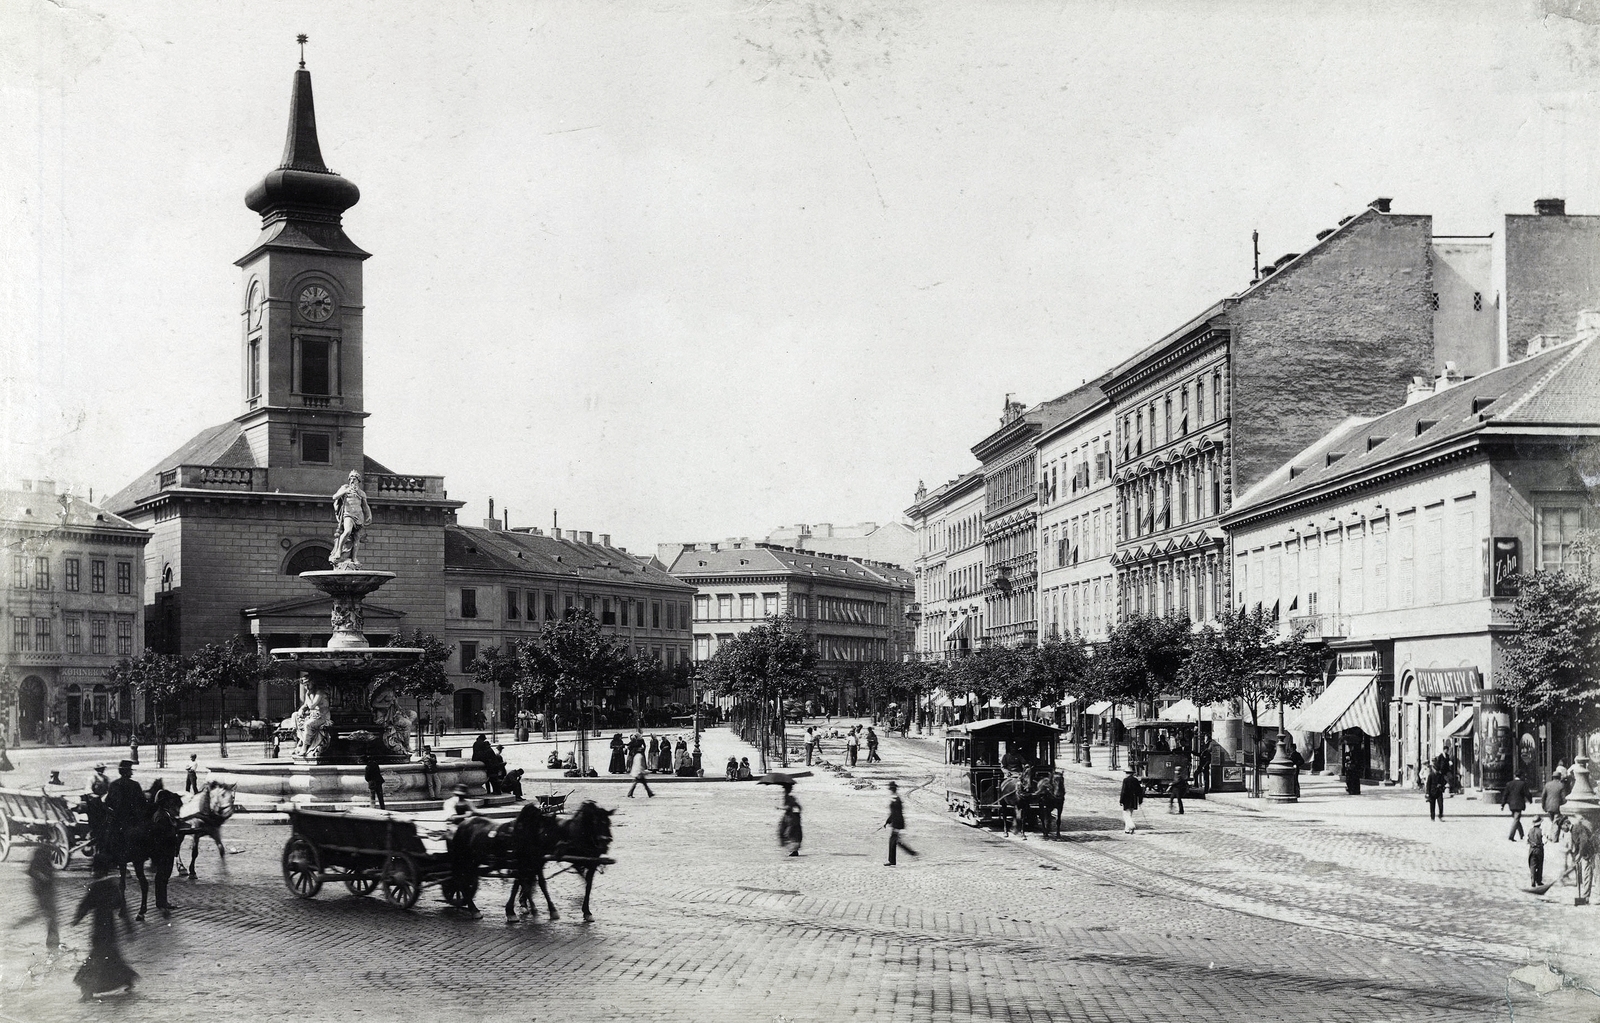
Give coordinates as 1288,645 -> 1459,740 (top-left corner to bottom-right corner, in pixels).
1528,814 -> 1546,888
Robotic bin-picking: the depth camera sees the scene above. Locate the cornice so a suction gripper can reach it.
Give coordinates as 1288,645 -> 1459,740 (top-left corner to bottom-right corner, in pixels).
1103,327 -> 1229,402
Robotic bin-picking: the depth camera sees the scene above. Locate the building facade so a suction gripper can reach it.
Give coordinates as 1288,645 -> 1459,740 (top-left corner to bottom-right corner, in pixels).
763,521 -> 916,571
443,517 -> 695,729
905,470 -> 985,658
1036,390 -> 1117,643
3,481 -> 150,744
667,542 -> 913,703
1223,328 -> 1600,794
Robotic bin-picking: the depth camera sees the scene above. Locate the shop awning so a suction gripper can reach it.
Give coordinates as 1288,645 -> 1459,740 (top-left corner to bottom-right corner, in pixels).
1290,674 -> 1383,737
942,611 -> 972,643
1414,668 -> 1480,700
1158,699 -> 1199,722
1085,700 -> 1113,716
1442,706 -> 1475,739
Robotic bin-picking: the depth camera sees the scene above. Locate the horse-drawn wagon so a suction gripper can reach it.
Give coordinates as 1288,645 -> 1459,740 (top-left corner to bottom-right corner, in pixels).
0,786 -> 93,868
942,719 -> 1062,832
281,802 -> 615,918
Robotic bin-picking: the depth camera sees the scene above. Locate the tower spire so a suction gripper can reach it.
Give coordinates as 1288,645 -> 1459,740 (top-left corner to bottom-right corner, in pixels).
297,33 -> 307,69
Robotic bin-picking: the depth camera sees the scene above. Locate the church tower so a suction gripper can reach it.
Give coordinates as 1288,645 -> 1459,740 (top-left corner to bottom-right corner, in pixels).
234,55 -> 369,494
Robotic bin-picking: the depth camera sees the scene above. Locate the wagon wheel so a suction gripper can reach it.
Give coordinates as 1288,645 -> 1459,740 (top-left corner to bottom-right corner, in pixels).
381,855 -> 420,910
0,815 -> 11,862
281,837 -> 323,899
439,875 -> 478,908
345,875 -> 379,897
48,823 -> 71,871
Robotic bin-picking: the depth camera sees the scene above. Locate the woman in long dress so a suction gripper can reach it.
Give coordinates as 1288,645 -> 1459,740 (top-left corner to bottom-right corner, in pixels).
647,735 -> 660,769
674,736 -> 690,774
73,874 -> 138,1000
607,733 -> 627,774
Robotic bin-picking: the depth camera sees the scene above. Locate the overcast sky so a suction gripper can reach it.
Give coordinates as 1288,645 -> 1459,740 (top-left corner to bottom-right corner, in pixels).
7,0 -> 1600,553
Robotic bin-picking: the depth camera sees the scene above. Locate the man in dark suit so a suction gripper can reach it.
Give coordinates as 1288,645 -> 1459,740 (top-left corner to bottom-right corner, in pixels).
884,782 -> 917,866
1119,767 -> 1144,834
102,760 -> 146,873
1501,773 -> 1534,840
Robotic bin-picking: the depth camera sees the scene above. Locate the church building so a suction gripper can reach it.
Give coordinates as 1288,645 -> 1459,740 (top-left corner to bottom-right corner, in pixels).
108,59 -> 461,730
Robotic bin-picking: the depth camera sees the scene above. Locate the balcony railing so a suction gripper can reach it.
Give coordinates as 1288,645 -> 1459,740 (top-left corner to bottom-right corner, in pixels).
152,466 -> 447,499
1287,613 -> 1349,640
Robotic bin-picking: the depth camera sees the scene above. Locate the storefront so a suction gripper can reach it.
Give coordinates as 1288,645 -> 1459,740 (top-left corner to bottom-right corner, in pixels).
1394,666 -> 1480,789
1291,649 -> 1390,782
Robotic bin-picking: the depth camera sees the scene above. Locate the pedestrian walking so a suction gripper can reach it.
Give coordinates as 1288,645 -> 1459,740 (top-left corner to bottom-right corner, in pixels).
884,781 -> 917,865
184,754 -> 200,794
866,728 -> 881,765
1119,767 -> 1144,834
778,783 -> 803,857
1541,773 -> 1567,818
804,727 -> 815,767
1565,813 -> 1596,906
627,747 -> 654,798
11,844 -> 60,950
847,728 -> 860,767
72,872 -> 138,1001
1426,762 -> 1447,820
1528,815 -> 1547,888
365,756 -> 385,809
420,745 -> 439,798
1502,772 -> 1534,840
1167,761 -> 1188,815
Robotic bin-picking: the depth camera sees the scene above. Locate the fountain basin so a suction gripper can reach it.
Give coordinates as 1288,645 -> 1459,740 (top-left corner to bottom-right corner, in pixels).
206,757 -> 490,811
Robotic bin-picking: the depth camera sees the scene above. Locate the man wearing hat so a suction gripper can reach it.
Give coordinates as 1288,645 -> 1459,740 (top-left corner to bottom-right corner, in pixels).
444,783 -> 481,822
85,764 -> 110,799
102,761 -> 145,866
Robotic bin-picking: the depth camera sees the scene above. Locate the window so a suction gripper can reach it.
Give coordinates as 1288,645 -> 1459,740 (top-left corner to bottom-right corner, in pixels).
11,556 -> 25,589
1396,512 -> 1416,607
619,599 -> 630,627
35,557 -> 50,590
601,598 -> 617,626
1164,397 -> 1172,443
1196,378 -> 1206,423
1213,370 -> 1223,417
694,594 -> 709,620
64,616 -> 82,653
506,589 -> 519,620
1537,504 -> 1586,572
1346,524 -> 1365,613
665,601 -> 676,630
460,641 -> 478,672
116,562 -> 131,595
91,560 -> 106,593
695,635 -> 711,661
12,617 -> 28,651
1369,521 -> 1389,611
717,594 -> 732,620
65,558 -> 80,592
652,602 -> 662,629
460,588 -> 478,619
740,594 -> 755,619
526,591 -> 538,621
763,593 -> 778,616
299,337 -> 333,395
248,337 -> 261,397
91,615 -> 108,654
116,618 -> 132,656
35,618 -> 51,652
1453,502 -> 1478,600
301,432 -> 332,464
1473,291 -> 1483,312
1421,505 -> 1444,605
545,593 -> 556,620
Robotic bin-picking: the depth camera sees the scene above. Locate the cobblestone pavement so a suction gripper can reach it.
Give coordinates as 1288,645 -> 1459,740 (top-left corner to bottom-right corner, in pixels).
2,725 -> 1598,1023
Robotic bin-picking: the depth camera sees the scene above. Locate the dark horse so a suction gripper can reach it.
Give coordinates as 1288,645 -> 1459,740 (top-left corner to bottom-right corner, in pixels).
82,788 -> 184,922
1000,769 -> 1062,839
479,800 -> 615,922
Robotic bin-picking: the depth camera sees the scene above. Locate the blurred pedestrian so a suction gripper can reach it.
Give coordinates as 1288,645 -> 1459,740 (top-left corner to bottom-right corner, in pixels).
1167,760 -> 1188,815
1542,772 -> 1567,818
72,872 -> 138,1001
1426,762 -> 1447,820
847,728 -> 860,767
884,781 -> 916,865
1528,814 -> 1547,888
365,756 -> 386,809
866,728 -> 881,764
86,763 -> 110,799
1567,813 -> 1596,906
1502,772 -> 1534,841
778,783 -> 802,857
1119,767 -> 1144,834
0,735 -> 13,773
627,746 -> 654,799
10,845 -> 59,950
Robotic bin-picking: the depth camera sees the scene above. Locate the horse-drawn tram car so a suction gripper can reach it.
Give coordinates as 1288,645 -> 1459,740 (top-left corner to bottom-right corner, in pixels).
942,718 -> 1061,827
281,803 -> 614,917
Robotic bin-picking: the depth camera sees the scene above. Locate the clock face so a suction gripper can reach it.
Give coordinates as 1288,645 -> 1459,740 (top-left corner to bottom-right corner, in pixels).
297,285 -> 335,322
246,282 -> 263,330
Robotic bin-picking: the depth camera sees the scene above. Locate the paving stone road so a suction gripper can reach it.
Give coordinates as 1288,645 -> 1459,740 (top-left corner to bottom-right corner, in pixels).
2,727 -> 1597,1023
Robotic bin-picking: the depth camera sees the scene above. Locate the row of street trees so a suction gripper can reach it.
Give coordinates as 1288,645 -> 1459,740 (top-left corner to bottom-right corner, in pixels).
106,638 -> 276,766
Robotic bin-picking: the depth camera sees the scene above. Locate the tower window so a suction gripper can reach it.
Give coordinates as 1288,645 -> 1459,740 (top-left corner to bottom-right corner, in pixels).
1431,292 -> 1440,311
301,432 -> 331,464
248,337 -> 261,398
298,337 -> 333,395
1473,291 -> 1483,311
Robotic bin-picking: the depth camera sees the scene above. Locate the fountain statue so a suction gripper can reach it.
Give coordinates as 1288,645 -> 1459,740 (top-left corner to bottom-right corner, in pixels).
204,478 -> 488,807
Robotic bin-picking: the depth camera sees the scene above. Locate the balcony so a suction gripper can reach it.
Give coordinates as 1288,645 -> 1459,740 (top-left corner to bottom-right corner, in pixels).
1287,613 -> 1349,641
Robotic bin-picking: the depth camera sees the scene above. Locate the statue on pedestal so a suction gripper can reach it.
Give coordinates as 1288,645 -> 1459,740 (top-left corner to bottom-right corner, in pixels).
294,684 -> 332,759
330,471 -> 372,568
370,690 -> 415,758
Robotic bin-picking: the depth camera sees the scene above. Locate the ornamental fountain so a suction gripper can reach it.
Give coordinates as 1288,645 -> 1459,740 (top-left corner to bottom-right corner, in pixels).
209,473 -> 487,808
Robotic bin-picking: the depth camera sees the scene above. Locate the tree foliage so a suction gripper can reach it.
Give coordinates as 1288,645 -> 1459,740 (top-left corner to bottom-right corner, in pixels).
1091,612 -> 1193,708
373,629 -> 455,703
1496,570 -> 1600,720
106,649 -> 191,706
697,613 -> 816,702
185,637 -> 273,695
1177,604 -> 1320,735
513,608 -> 633,708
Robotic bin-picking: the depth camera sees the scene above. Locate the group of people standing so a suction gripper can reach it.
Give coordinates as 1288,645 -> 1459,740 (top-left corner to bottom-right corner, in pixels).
803,725 -> 879,767
607,732 -> 695,777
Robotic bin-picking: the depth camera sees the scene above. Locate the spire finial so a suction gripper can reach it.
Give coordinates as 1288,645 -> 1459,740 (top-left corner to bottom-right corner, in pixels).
297,34 -> 308,69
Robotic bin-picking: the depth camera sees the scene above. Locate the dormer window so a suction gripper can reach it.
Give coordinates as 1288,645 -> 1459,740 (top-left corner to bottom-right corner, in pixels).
1416,419 -> 1439,436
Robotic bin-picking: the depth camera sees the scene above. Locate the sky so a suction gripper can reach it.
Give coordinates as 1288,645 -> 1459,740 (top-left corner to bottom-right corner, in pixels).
7,0 -> 1600,554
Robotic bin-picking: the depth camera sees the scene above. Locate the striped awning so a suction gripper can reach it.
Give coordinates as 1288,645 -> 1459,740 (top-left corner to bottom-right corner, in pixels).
1291,674 -> 1383,738
1442,706 -> 1475,740
942,610 -> 971,642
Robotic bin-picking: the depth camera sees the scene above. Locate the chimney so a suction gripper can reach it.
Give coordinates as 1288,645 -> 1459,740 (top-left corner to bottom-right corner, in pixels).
1434,361 -> 1464,393
578,530 -> 594,544
1535,197 -> 1566,217
598,534 -> 611,547
1369,197 -> 1392,213
482,496 -> 501,530
1405,376 -> 1435,405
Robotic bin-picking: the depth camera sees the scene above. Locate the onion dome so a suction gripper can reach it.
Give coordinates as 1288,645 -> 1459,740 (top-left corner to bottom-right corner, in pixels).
244,67 -> 360,224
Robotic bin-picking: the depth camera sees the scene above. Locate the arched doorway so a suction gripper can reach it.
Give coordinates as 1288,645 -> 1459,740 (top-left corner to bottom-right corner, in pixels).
18,676 -> 47,741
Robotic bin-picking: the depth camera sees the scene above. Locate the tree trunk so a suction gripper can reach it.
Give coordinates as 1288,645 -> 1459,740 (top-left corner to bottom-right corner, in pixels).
1249,707 -> 1261,798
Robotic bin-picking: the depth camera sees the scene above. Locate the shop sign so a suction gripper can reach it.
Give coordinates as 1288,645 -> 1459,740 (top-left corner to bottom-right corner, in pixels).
1491,537 -> 1520,597
1415,667 -> 1480,699
1337,651 -> 1379,673
1222,766 -> 1244,784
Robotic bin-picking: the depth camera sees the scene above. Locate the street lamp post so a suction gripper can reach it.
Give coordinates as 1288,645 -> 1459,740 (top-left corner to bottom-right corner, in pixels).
1263,659 -> 1299,803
